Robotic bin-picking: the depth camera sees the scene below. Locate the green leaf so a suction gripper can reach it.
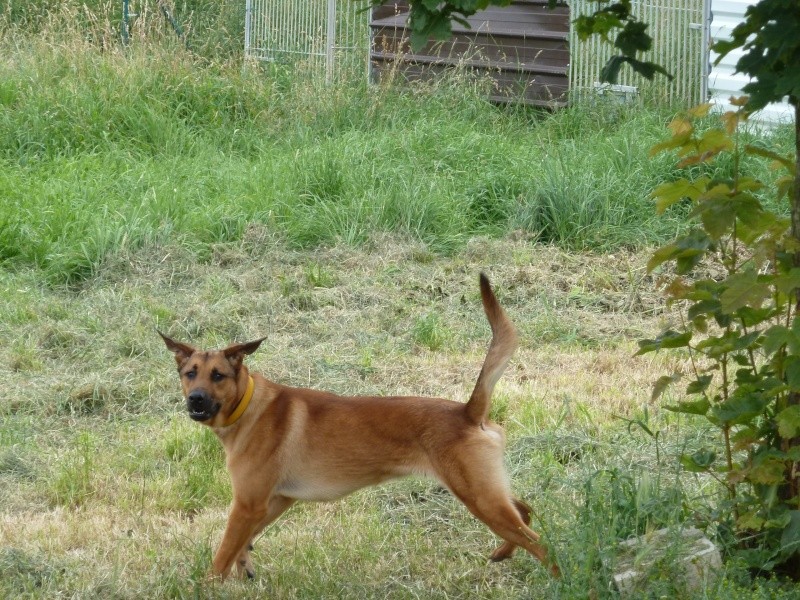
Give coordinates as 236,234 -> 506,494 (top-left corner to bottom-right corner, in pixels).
777,175 -> 795,201
626,58 -> 672,81
688,299 -> 721,321
764,513 -> 791,531
747,457 -> 786,485
744,144 -> 794,171
738,511 -> 766,530
651,373 -> 681,402
735,367 -> 759,384
785,357 -> 800,392
712,393 -> 770,425
780,511 -> 800,557
695,330 -> 757,357
680,448 -> 715,472
735,306 -> 775,327
599,55 -> 627,83
696,197 -> 736,240
762,325 -> 795,355
615,20 -> 651,55
635,330 -> 692,355
652,178 -> 706,214
734,194 -> 779,245
696,128 -> 734,155
776,405 -> 800,439
774,269 -> 800,295
686,375 -> 713,395
692,315 -> 709,333
647,230 -> 712,274
665,396 -> 711,416
733,330 -> 761,352
720,270 -> 771,313
731,426 -> 759,450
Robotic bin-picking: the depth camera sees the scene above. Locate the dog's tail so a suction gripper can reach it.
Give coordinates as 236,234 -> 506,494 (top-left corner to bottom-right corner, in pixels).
464,273 -> 519,426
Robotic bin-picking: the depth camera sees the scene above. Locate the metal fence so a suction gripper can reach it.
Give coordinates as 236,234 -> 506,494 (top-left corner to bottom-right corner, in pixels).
569,0 -> 707,105
245,0 -> 708,106
244,0 -> 370,81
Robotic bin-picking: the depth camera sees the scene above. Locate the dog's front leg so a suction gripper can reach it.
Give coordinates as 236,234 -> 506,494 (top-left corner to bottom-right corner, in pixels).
233,495 -> 296,580
212,501 -> 268,580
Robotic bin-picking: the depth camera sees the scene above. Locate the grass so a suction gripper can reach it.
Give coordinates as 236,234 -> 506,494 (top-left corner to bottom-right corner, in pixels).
0,5 -> 728,285
2,17 -> 792,285
1,5 -> 799,598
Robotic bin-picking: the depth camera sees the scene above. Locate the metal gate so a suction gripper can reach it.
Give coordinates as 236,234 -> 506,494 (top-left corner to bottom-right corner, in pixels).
570,0 -> 707,105
244,0 -> 370,81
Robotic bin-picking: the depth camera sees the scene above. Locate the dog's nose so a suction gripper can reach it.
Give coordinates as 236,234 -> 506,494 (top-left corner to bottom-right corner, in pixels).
186,390 -> 211,413
187,390 -> 208,410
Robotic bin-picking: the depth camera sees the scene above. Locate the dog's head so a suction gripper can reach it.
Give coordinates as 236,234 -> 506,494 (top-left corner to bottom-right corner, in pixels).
158,331 -> 264,427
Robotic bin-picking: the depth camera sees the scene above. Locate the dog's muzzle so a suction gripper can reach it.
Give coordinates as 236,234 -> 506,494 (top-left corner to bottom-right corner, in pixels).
186,389 -> 221,422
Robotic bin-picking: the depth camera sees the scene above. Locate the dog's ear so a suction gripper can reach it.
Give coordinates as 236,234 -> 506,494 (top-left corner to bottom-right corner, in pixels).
158,330 -> 197,368
223,337 -> 266,371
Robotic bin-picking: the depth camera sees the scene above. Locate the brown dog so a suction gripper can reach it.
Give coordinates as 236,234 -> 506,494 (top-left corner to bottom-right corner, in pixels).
159,273 -> 558,580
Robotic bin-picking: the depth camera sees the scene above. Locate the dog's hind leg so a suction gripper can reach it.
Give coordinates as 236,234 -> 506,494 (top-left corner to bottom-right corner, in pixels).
489,498 -> 532,561
463,491 -> 558,576
234,495 -> 296,579
438,456 -> 559,577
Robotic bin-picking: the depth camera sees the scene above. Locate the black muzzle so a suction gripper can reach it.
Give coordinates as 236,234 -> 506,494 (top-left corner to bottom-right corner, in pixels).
186,389 -> 221,422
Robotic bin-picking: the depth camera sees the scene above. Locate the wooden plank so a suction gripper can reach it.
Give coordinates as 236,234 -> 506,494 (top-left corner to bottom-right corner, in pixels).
372,51 -> 568,76
370,0 -> 571,107
372,29 -> 570,68
371,60 -> 568,106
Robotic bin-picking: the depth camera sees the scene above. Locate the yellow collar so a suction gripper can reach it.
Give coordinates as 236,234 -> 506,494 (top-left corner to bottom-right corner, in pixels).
223,376 -> 254,427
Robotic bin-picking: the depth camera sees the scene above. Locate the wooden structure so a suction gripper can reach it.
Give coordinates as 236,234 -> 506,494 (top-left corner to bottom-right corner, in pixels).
370,0 -> 570,107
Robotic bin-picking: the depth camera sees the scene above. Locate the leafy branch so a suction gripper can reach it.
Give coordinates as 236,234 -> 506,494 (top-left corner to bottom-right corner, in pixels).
640,101 -> 800,570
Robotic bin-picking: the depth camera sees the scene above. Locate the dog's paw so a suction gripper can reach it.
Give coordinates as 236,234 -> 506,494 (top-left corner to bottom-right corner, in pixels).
489,542 -> 515,561
204,572 -> 224,584
237,559 -> 255,580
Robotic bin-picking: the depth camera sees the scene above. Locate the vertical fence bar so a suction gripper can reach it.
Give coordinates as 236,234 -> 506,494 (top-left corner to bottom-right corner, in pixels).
700,0 -> 711,101
326,0 -> 336,82
122,0 -> 130,45
244,0 -> 252,58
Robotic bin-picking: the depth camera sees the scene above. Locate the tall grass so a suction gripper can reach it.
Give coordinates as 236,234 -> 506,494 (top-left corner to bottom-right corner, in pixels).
1,4 -> 792,284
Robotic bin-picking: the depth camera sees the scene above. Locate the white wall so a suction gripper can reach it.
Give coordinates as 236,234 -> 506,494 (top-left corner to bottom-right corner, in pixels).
708,0 -> 794,124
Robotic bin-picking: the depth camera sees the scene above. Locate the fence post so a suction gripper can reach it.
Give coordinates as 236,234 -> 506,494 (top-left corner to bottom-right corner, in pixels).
122,0 -> 130,45
244,0 -> 252,59
326,0 -> 336,83
700,0 -> 711,102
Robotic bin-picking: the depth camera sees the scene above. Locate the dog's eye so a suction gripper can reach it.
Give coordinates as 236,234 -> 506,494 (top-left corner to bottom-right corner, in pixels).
185,369 -> 197,380
211,371 -> 225,383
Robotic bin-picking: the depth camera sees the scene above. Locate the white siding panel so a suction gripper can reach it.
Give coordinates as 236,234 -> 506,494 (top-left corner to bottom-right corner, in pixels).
709,0 -> 793,124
